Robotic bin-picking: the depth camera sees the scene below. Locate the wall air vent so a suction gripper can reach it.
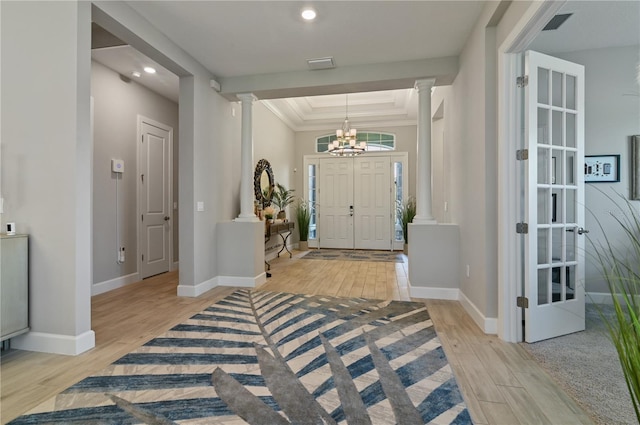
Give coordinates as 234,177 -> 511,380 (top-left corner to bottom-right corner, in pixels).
543,13 -> 573,31
307,57 -> 335,70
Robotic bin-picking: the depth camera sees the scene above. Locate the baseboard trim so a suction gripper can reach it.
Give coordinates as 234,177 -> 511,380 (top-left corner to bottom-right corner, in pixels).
459,291 -> 498,334
408,282 -> 460,300
218,273 -> 267,288
177,277 -> 218,297
12,330 -> 95,355
92,272 -> 140,296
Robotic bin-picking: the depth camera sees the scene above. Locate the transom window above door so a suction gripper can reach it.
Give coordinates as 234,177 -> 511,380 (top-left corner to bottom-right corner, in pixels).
316,132 -> 395,153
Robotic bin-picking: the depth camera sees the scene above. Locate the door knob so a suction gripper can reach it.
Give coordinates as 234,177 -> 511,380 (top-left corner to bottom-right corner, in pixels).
164,216 -> 170,221
577,227 -> 589,235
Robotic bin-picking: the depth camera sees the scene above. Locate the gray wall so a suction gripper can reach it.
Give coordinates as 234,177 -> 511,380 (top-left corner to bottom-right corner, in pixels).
294,125 -> 418,199
91,60 -> 179,285
557,45 -> 640,293
1,1 -> 94,352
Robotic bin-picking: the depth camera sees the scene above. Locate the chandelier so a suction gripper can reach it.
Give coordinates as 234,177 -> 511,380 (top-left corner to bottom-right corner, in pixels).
328,94 -> 366,156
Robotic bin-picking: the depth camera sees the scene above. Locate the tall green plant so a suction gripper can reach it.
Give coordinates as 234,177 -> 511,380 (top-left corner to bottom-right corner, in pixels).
397,197 -> 416,244
294,198 -> 311,242
590,194 -> 640,421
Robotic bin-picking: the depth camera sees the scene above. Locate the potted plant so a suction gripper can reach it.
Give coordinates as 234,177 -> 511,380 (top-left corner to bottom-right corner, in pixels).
590,194 -> 640,421
397,197 -> 416,254
272,183 -> 295,220
294,198 -> 311,251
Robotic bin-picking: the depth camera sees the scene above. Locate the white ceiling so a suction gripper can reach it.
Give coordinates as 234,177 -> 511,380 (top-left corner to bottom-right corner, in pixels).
93,1 -> 639,131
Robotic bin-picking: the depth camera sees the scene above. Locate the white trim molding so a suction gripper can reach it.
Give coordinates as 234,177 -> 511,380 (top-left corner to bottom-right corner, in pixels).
459,291 -> 498,334
408,282 -> 459,300
218,273 -> 267,288
92,272 -> 140,296
12,330 -> 95,355
177,277 -> 218,297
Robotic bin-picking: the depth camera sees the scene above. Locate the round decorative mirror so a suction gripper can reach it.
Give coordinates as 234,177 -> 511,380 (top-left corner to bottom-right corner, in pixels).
254,158 -> 274,207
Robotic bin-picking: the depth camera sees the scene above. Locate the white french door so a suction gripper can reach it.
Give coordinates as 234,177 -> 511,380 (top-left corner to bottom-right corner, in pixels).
318,158 -> 354,249
523,51 -> 586,342
354,156 -> 392,250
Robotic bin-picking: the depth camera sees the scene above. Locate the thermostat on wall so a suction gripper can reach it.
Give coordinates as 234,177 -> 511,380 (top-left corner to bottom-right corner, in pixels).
112,159 -> 124,173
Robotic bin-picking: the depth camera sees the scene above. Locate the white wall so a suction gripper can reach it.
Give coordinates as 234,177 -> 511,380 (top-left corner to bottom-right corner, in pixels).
294,125 -> 418,199
557,45 -> 640,294
254,102 -> 296,254
91,61 -> 179,287
1,1 -> 94,354
433,3 -> 501,320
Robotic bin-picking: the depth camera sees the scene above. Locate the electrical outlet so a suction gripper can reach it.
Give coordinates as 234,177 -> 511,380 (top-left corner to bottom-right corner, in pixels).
466,264 -> 470,278
119,247 -> 125,263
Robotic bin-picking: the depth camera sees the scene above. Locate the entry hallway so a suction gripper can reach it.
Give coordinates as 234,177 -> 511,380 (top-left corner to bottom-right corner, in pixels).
0,251 -> 592,424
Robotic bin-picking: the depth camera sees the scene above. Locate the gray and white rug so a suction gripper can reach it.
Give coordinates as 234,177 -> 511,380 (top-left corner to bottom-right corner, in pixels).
10,290 -> 470,424
301,249 -> 404,263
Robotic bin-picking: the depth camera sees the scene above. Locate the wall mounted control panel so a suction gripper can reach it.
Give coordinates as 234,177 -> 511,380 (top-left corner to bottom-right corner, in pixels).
111,159 -> 125,173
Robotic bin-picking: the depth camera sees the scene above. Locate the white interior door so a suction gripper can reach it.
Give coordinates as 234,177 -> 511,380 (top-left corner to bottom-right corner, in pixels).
354,156 -> 391,250
524,50 -> 585,342
319,158 -> 354,249
139,119 -> 172,279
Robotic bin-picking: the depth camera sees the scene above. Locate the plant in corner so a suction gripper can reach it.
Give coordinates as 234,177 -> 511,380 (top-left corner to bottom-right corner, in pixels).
272,183 -> 295,220
589,193 -> 640,422
397,197 -> 416,254
294,198 -> 311,251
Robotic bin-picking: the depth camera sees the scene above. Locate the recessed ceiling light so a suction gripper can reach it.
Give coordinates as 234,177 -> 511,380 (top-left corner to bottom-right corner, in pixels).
131,71 -> 141,78
143,66 -> 156,74
301,8 -> 316,21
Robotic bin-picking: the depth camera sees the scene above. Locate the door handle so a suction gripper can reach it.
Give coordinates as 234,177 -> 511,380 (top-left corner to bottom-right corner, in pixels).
164,216 -> 170,221
577,227 -> 589,235
349,205 -> 354,217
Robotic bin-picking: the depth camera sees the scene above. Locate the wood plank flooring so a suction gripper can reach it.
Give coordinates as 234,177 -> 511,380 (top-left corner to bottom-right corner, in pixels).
0,250 -> 593,424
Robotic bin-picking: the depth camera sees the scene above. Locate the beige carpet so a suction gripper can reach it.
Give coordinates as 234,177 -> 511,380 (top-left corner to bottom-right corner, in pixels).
522,303 -> 636,424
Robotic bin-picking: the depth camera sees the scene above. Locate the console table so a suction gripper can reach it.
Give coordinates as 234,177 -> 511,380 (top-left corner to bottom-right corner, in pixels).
266,221 -> 295,258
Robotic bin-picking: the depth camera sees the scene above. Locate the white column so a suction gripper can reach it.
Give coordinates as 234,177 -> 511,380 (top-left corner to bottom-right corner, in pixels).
235,93 -> 259,222
413,78 -> 437,224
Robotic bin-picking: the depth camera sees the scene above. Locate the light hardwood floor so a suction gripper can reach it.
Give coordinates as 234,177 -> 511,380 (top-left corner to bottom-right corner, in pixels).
0,251 -> 593,424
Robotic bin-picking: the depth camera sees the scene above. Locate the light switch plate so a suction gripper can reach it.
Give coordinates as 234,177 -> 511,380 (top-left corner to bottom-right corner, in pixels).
197,201 -> 204,212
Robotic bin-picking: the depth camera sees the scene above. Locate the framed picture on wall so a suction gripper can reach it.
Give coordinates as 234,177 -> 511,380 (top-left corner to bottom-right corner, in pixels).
584,154 -> 620,183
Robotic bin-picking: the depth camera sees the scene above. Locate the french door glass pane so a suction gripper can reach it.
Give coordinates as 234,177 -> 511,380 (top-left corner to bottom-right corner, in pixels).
566,113 -> 577,148
538,67 -> 549,105
538,148 -> 550,184
538,228 -> 549,264
538,188 -> 551,224
566,265 -> 576,300
566,75 -> 576,110
566,151 -> 576,185
552,110 -> 563,146
538,108 -> 550,144
538,268 -> 550,305
552,71 -> 563,107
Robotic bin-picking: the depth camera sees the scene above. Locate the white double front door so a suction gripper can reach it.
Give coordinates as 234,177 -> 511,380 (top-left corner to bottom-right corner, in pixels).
318,156 -> 392,250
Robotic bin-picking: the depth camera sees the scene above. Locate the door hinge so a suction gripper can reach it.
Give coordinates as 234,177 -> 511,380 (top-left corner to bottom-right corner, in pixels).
516,149 -> 529,160
141,214 -> 144,222
142,254 -> 144,262
516,75 -> 529,88
517,296 -> 529,308
516,222 -> 528,234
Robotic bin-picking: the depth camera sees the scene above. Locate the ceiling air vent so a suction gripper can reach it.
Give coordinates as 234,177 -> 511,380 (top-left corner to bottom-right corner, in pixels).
543,13 -> 573,31
307,57 -> 335,70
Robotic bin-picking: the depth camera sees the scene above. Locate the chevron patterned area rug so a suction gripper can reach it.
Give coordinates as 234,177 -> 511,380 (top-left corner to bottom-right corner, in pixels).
10,291 -> 471,424
301,249 -> 404,263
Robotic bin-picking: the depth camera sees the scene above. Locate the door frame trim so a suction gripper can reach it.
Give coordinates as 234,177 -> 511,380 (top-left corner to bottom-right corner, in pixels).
303,152 -> 408,251
137,115 -> 175,278
497,1 -> 566,342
